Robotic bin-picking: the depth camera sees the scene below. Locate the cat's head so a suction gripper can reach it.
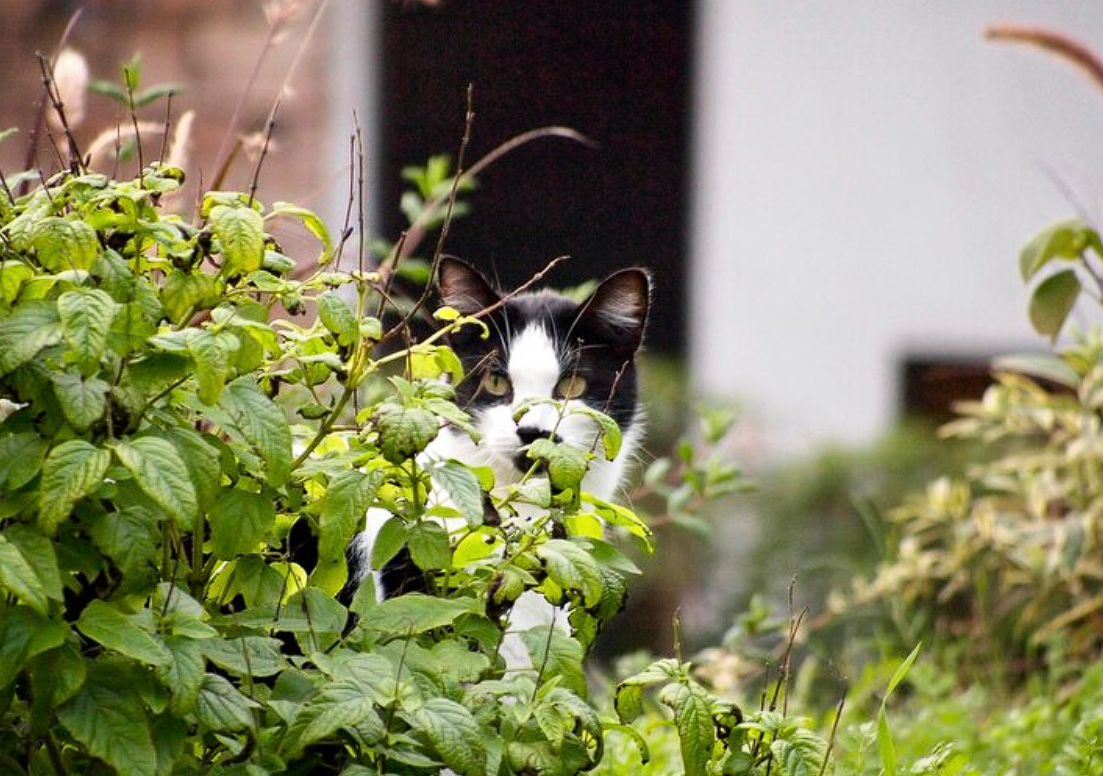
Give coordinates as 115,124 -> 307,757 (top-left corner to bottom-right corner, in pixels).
437,257 -> 650,478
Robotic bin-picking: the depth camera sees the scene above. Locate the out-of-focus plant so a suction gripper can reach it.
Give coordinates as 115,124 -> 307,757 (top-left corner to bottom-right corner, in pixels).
828,25 -> 1103,680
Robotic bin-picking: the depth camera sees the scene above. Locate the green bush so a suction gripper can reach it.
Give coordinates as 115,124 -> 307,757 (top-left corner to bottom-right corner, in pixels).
0,152 -> 674,774
830,218 -> 1103,677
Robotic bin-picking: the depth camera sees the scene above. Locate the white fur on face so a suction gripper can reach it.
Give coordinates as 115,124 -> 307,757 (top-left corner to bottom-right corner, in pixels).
472,322 -> 612,488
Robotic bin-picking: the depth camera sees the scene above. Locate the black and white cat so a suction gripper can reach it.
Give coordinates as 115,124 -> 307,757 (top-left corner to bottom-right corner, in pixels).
347,257 -> 650,667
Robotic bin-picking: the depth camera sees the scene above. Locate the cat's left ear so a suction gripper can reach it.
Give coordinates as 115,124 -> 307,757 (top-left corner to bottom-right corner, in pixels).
577,268 -> 651,352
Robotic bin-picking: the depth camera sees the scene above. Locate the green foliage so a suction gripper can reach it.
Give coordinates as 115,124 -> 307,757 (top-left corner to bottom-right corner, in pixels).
0,160 -> 673,775
833,332 -> 1103,673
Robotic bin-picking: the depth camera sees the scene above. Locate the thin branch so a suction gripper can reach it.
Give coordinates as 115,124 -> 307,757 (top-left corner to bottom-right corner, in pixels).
378,85 -> 476,345
354,111 -> 366,276
159,92 -> 174,162
19,8 -> 82,195
986,24 -> 1103,96
212,0 -> 331,190
246,104 -> 278,207
125,73 -> 146,182
400,125 -> 596,260
817,694 -> 846,776
35,52 -> 85,171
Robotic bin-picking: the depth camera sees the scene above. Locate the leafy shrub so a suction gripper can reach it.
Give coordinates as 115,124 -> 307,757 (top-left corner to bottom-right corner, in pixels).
829,216 -> 1103,675
0,151 -> 676,774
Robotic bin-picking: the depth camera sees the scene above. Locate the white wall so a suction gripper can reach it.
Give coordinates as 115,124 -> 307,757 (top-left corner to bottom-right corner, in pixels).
689,1 -> 1103,452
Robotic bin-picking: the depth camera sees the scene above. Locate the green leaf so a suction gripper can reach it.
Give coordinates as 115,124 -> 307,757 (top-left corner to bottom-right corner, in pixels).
0,606 -> 68,688
157,428 -> 221,508
161,271 -> 217,324
0,432 -> 48,490
58,288 -> 118,367
51,371 -> 109,430
0,534 -> 49,614
208,487 -> 275,559
29,643 -> 86,709
317,291 -> 358,345
285,680 -> 385,756
536,539 -> 603,607
370,517 -> 407,569
415,697 -> 486,776
195,673 -> 259,731
770,730 -> 828,776
615,659 -> 681,722
885,641 -> 922,698
520,626 -> 587,696
376,405 -> 440,463
156,636 -> 205,715
281,587 -> 349,647
314,469 -> 386,562
38,440 -> 111,535
528,438 -> 590,491
203,636 -> 286,678
877,708 -> 896,776
0,260 -> 34,304
187,328 -> 239,405
659,681 -> 714,776
430,460 -> 484,526
992,353 -> 1080,388
0,299 -> 62,376
362,593 -> 482,635
58,661 -> 158,776
571,404 -> 622,460
218,377 -> 293,486
90,507 -> 160,573
32,216 -> 100,272
77,601 -> 172,667
603,722 -> 651,765
1029,269 -> 1081,339
270,202 -> 333,265
113,436 -> 198,527
0,525 -> 63,614
408,521 -> 451,570
210,204 -> 265,275
1019,218 -> 1098,280
582,493 -> 654,551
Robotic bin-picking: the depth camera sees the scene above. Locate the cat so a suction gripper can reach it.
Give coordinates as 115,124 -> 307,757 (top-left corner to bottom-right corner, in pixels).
344,256 -> 650,667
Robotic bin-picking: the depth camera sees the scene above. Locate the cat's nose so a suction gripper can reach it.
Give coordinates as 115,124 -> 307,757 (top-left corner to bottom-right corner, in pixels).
516,427 -> 561,447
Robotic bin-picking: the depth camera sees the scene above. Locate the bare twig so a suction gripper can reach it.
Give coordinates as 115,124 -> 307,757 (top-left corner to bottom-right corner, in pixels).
19,8 -> 82,195
159,92 -> 174,163
378,85 -> 476,345
246,105 -> 278,207
212,0 -> 331,190
986,24 -> 1103,96
817,694 -> 846,776
35,52 -> 85,171
400,125 -> 597,260
125,72 -> 146,182
355,112 -> 366,276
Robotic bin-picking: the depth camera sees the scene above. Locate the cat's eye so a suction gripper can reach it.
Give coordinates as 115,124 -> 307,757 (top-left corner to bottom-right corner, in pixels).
555,374 -> 587,400
481,371 -> 512,397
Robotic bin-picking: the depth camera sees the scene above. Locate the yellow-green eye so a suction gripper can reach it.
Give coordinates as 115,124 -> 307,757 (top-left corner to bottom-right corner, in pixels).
556,374 -> 587,400
481,371 -> 511,397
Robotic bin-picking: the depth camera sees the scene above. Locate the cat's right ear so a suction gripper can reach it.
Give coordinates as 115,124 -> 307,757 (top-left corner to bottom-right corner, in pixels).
437,257 -> 501,315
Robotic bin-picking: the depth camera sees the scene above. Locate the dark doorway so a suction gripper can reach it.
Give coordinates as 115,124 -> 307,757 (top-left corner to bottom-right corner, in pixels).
378,0 -> 693,353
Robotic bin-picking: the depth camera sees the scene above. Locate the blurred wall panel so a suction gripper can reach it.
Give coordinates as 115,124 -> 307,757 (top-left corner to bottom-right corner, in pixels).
690,0 -> 1103,451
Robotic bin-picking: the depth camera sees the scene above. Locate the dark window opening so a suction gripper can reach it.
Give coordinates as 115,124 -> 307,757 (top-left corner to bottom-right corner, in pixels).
900,356 -> 996,424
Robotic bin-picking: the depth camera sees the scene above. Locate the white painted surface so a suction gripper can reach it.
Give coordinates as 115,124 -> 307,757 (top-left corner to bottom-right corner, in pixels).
324,0 -> 378,239
689,2 -> 1103,451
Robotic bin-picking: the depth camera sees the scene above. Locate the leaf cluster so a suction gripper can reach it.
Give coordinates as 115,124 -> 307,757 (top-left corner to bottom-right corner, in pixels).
0,159 -> 655,775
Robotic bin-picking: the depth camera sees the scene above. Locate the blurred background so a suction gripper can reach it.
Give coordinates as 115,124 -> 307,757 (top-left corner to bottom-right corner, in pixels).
3,0 -> 1102,657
